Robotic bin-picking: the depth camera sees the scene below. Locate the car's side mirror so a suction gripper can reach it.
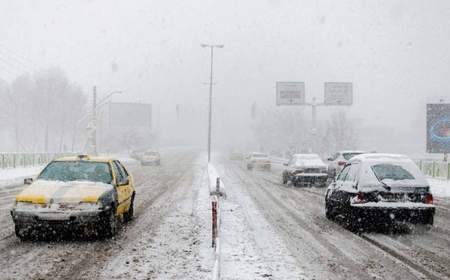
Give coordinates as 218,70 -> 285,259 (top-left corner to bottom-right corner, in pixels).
327,157 -> 333,161
24,178 -> 33,185
283,163 -> 288,166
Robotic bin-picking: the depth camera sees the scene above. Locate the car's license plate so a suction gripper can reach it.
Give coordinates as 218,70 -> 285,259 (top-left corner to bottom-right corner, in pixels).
38,213 -> 70,221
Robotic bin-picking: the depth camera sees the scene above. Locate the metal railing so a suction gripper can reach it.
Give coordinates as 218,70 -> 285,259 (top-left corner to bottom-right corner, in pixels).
416,160 -> 450,180
0,153 -> 76,169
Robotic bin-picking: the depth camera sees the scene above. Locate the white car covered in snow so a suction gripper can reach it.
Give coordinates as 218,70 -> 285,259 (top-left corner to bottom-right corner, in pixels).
327,150 -> 367,178
325,154 -> 435,231
246,152 -> 271,170
282,154 -> 328,187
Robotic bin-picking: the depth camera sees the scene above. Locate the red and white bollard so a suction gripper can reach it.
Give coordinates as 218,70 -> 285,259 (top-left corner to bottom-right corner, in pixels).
211,199 -> 218,248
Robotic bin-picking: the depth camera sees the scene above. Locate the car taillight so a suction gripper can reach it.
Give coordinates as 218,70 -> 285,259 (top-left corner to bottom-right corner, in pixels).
352,192 -> 366,204
424,193 -> 433,204
338,161 -> 346,166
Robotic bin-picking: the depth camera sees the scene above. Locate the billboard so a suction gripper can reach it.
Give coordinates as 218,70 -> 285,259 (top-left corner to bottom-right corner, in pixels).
276,82 -> 305,105
427,103 -> 450,153
324,82 -> 353,105
108,102 -> 152,128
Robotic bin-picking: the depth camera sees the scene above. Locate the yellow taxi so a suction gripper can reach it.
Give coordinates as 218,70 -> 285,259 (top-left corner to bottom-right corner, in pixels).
10,155 -> 135,240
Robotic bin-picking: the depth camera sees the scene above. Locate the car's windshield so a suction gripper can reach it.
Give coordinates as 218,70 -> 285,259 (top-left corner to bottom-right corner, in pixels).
371,163 -> 415,181
38,161 -> 113,184
293,155 -> 324,166
343,152 -> 364,160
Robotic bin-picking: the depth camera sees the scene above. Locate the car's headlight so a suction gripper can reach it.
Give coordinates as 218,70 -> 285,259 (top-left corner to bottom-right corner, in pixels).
77,202 -> 101,211
14,201 -> 44,210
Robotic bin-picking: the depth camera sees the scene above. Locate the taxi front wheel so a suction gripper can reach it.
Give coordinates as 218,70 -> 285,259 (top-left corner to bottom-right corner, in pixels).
123,195 -> 134,222
100,207 -> 117,238
15,224 -> 31,241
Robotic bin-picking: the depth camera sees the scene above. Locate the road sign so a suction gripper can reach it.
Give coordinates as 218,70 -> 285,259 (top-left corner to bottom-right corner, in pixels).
324,82 -> 353,105
427,103 -> 450,153
276,82 -> 305,105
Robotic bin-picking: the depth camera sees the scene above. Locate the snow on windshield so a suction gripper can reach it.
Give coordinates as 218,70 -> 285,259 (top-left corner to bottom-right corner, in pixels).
38,161 -> 113,184
293,155 -> 325,167
359,159 -> 428,189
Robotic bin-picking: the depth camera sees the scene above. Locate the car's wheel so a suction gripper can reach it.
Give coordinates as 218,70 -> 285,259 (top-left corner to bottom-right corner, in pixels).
325,200 -> 334,220
123,195 -> 134,222
15,224 -> 31,241
347,207 -> 364,232
100,207 -> 118,238
423,212 -> 434,226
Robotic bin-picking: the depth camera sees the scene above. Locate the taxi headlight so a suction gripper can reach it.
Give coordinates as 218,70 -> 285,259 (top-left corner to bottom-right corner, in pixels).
77,201 -> 101,211
15,201 -> 43,210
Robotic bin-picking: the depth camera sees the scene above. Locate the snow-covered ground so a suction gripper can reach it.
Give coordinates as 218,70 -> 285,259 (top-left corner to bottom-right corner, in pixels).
428,178 -> 450,197
0,166 -> 44,188
214,163 -> 306,280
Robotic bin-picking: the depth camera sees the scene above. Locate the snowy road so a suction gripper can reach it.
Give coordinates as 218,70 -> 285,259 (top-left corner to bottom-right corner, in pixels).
0,152 -> 450,280
0,150 -> 212,280
217,158 -> 450,280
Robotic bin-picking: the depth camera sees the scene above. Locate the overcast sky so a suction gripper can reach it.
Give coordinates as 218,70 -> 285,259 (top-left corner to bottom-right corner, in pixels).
1,0 -> 450,143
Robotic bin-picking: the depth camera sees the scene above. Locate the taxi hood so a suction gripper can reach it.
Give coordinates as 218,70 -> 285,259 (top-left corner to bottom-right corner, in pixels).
16,179 -> 114,204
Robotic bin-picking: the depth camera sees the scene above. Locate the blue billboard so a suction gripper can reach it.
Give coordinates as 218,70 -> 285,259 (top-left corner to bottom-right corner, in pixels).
427,103 -> 450,153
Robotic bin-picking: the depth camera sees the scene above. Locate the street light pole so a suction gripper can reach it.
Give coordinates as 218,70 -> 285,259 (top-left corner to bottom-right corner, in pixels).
201,44 -> 223,162
86,88 -> 122,155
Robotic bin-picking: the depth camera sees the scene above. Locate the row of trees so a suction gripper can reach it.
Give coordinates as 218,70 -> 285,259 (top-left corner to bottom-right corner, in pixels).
251,107 -> 359,157
0,68 -> 87,152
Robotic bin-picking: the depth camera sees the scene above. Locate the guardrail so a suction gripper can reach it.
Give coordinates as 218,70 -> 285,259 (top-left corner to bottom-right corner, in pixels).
416,160 -> 450,180
0,153 -> 76,169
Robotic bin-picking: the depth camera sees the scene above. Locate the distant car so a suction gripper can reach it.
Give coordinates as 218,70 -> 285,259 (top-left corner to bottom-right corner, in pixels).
246,152 -> 271,170
141,151 -> 161,166
327,150 -> 366,178
230,151 -> 244,161
11,155 -> 135,240
325,154 -> 435,231
130,149 -> 145,161
282,154 -> 328,187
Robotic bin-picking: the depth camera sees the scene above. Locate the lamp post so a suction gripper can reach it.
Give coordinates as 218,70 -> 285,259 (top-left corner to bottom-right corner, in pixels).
201,44 -> 224,162
86,88 -> 122,155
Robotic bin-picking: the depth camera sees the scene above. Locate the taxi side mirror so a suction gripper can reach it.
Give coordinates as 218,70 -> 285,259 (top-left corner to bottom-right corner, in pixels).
24,178 -> 33,185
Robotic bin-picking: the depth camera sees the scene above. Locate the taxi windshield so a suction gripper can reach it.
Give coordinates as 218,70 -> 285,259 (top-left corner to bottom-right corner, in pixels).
38,161 -> 113,184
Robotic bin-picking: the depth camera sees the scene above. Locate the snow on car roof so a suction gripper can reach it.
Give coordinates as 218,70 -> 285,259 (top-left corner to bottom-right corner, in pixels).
349,153 -> 410,163
293,153 -> 321,158
338,150 -> 367,154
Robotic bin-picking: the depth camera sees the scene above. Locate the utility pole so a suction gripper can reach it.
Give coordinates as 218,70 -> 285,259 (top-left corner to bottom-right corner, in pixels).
86,86 -> 97,155
85,88 -> 122,155
201,44 -> 224,162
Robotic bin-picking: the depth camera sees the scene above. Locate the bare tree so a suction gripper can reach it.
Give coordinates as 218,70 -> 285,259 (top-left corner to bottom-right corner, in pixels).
323,111 -> 359,153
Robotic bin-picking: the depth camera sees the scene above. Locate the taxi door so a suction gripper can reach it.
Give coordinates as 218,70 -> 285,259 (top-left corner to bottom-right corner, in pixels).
111,161 -> 132,215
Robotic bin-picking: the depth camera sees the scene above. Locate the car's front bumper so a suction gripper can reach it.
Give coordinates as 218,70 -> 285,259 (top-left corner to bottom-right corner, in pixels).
294,173 -> 328,185
11,208 -> 108,229
351,203 -> 435,224
248,162 -> 271,168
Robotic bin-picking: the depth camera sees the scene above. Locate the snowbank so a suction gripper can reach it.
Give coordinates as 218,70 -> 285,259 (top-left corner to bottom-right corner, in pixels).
208,163 -> 226,195
0,165 -> 44,189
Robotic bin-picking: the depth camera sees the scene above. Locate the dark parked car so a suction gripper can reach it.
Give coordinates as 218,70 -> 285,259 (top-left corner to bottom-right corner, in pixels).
325,154 -> 435,231
282,154 -> 328,187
